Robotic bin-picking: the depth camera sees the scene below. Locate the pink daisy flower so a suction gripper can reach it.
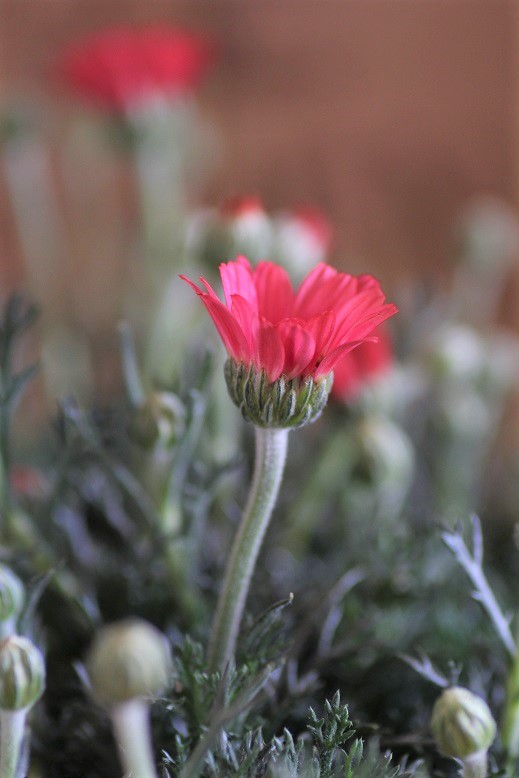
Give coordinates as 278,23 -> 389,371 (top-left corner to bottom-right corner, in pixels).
181,256 -> 397,383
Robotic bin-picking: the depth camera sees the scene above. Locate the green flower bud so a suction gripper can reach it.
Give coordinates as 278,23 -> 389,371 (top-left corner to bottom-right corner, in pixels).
224,358 -> 333,429
0,635 -> 45,711
431,686 -> 496,760
352,416 -> 414,487
87,619 -> 172,707
0,566 -> 24,624
426,325 -> 486,383
128,391 -> 186,449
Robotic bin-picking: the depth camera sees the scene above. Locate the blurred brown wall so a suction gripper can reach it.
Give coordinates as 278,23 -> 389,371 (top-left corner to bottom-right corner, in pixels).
1,0 -> 516,288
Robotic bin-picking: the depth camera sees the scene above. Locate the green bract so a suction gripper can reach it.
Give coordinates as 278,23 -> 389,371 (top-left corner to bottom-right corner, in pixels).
0,565 -> 24,624
0,635 -> 45,711
224,359 -> 333,429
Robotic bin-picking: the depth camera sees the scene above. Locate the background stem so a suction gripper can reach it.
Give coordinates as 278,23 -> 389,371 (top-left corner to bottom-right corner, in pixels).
111,699 -> 157,778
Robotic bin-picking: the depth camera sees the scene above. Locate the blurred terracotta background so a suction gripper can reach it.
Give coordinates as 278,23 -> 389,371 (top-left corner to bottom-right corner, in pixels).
2,0 -> 519,351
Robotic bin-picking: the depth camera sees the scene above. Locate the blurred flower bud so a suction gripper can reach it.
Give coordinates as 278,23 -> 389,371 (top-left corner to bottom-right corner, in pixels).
425,325 -> 486,383
274,205 -> 333,280
128,391 -> 185,449
0,636 -> 45,711
436,387 -> 491,441
10,466 -> 47,501
0,566 -> 24,626
87,618 -> 172,707
189,197 -> 274,267
431,686 -> 496,760
457,196 -> 519,272
481,332 -> 519,395
220,196 -> 273,261
352,416 -> 414,487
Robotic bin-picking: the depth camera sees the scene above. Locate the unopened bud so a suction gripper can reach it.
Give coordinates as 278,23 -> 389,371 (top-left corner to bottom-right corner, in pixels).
457,196 -> 519,272
426,325 -> 486,383
0,635 -> 45,711
352,416 -> 414,487
128,391 -> 185,449
431,686 -> 496,760
87,618 -> 172,707
0,566 -> 24,625
220,196 -> 273,262
274,205 -> 333,280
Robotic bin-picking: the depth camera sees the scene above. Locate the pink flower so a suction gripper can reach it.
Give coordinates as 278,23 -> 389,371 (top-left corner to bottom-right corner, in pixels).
181,257 -> 397,382
332,330 -> 393,401
59,25 -> 216,113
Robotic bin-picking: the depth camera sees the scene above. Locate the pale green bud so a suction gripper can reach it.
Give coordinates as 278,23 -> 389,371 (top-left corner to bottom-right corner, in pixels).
225,358 -> 333,429
0,635 -> 45,711
128,391 -> 186,449
458,196 -> 519,272
87,619 -> 172,707
353,416 -> 414,487
0,566 -> 24,624
426,325 -> 486,383
431,686 -> 496,760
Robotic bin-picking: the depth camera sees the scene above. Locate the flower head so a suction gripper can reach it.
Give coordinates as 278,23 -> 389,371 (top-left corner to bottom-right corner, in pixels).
182,257 -> 396,382
332,329 -> 393,402
60,25 -> 216,113
181,257 -> 397,427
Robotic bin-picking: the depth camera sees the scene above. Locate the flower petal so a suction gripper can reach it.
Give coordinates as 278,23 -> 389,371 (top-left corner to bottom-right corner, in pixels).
305,310 -> 336,355
255,321 -> 285,381
314,338 -> 377,379
230,294 -> 258,353
253,262 -> 295,323
180,275 -> 250,361
294,263 -> 337,315
295,269 -> 360,319
276,319 -> 316,379
335,302 -> 398,346
219,256 -> 257,310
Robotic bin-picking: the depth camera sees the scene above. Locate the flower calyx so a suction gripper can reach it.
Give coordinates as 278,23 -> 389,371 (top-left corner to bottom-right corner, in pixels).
224,358 -> 333,429
0,635 -> 45,711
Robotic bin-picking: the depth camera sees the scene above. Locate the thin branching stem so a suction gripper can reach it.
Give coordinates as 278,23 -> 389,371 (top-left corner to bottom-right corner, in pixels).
442,516 -> 516,660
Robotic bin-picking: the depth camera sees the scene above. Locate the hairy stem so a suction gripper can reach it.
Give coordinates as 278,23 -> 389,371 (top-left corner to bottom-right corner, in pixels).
208,427 -> 289,673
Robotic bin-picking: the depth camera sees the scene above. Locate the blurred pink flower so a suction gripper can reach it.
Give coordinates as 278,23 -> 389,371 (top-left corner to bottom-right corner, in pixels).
332,329 -> 393,402
59,25 -> 216,112
181,256 -> 397,382
220,196 -> 265,219
286,205 -> 333,254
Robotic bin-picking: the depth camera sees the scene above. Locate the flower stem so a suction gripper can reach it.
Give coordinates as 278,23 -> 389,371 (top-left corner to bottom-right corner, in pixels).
208,427 -> 289,673
502,645 -> 519,764
0,709 -> 27,778
110,699 -> 157,778
463,751 -> 488,778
